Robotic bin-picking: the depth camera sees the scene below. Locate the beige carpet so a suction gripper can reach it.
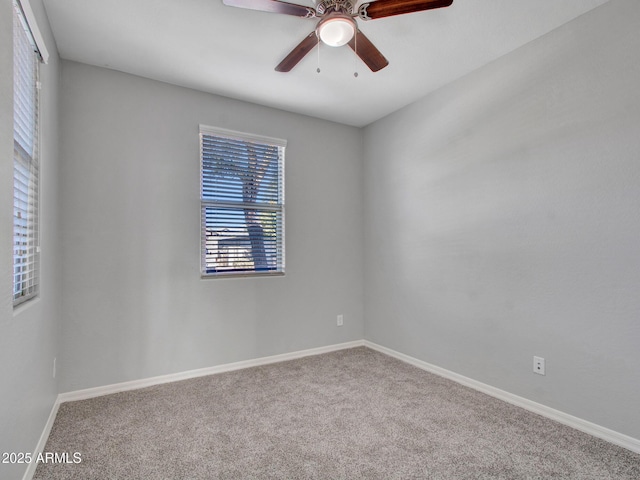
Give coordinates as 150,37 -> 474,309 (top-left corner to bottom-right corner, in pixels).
35,347 -> 640,479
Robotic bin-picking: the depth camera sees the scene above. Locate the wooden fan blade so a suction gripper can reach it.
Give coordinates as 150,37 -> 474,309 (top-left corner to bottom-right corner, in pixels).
348,29 -> 389,72
275,32 -> 319,72
358,0 -> 453,21
223,0 -> 315,18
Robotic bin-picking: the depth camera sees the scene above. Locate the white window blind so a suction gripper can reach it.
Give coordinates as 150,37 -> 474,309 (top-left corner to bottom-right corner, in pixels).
200,126 -> 285,277
13,0 -> 40,306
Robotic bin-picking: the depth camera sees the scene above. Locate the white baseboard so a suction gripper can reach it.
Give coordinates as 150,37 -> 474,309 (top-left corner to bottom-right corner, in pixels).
364,340 -> 640,454
22,398 -> 60,480
59,340 -> 365,403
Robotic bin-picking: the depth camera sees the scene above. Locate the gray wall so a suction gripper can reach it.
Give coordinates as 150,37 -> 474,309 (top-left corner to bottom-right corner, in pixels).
58,61 -> 364,392
363,0 -> 640,439
0,0 -> 61,478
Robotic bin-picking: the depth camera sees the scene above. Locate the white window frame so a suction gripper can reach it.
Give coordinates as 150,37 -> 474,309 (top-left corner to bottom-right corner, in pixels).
200,125 -> 286,278
13,0 -> 46,307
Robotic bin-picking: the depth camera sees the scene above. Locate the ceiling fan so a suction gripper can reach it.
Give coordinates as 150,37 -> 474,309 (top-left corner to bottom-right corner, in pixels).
222,0 -> 454,73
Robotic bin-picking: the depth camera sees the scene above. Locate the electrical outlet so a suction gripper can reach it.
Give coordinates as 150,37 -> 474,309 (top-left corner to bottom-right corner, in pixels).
53,357 -> 56,378
337,314 -> 344,327
533,356 -> 545,375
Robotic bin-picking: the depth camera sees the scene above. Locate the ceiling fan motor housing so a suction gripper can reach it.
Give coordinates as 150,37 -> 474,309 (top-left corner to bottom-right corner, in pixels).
314,0 -> 355,16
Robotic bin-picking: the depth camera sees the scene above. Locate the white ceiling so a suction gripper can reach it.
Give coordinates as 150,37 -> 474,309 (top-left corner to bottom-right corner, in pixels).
42,0 -> 610,127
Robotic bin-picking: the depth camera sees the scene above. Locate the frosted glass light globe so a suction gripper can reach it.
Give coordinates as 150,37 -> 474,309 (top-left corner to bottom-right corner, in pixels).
318,17 -> 355,47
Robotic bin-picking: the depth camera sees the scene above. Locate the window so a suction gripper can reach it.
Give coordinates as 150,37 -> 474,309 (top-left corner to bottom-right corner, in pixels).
13,0 -> 45,306
200,126 -> 286,277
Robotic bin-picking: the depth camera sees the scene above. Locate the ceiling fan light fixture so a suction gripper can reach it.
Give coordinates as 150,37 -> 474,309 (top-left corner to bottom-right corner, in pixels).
317,16 -> 355,47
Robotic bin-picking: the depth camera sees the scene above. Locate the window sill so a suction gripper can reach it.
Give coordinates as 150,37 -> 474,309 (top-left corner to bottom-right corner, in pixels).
201,271 -> 285,280
13,295 -> 41,317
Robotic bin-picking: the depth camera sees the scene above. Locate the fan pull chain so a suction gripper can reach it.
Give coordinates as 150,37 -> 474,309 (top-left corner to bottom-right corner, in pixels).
353,31 -> 359,78
317,34 -> 321,74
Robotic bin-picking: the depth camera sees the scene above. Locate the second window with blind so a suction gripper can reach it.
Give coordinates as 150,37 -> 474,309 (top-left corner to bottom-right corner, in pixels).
13,0 -> 42,306
200,126 -> 286,277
